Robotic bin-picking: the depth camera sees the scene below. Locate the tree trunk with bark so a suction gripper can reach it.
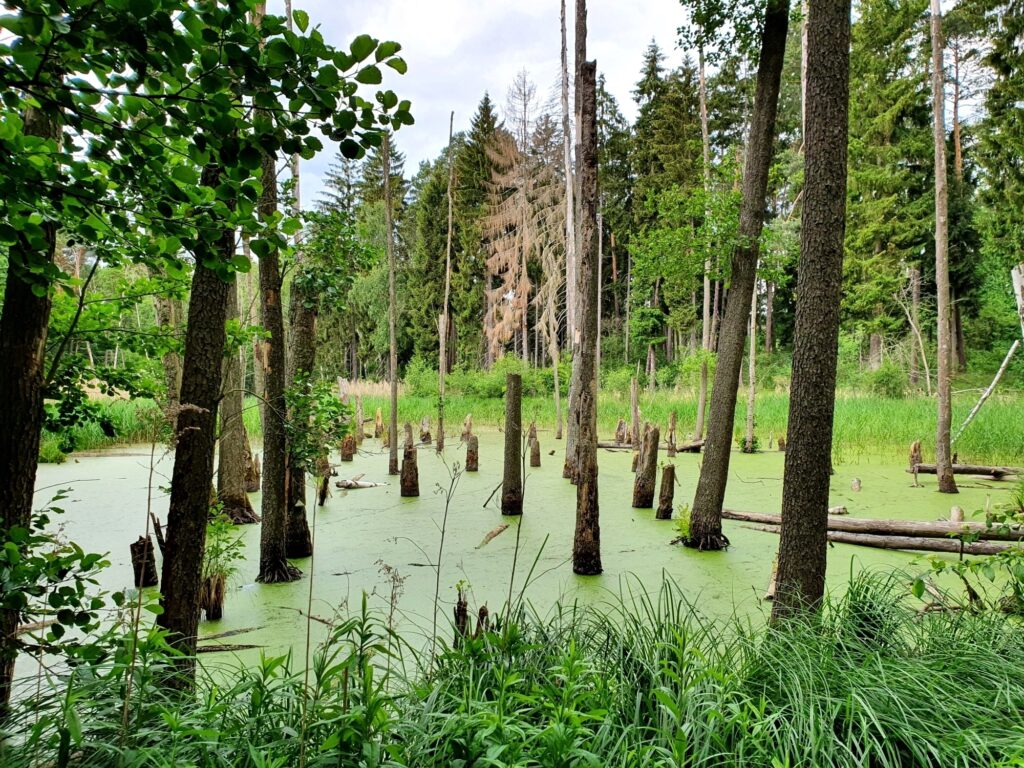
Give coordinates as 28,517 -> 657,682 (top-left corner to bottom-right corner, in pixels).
501,374 -> 523,515
438,112 -> 455,454
771,0 -> 852,620
149,264 -> 182,410
632,425 -> 660,508
0,104 -> 61,718
686,0 -> 790,552
218,280 -> 258,524
657,464 -> 676,520
158,166 -> 232,675
571,9 -> 602,574
466,435 -> 479,472
743,289 -> 758,453
385,134 -> 400,476
930,0 -> 958,495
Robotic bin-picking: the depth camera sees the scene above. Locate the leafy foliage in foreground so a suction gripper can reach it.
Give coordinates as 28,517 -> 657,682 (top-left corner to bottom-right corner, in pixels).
5,576 -> 1024,767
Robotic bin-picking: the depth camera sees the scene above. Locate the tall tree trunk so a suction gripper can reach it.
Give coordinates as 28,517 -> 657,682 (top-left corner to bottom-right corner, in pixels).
501,374 -> 523,515
158,166 -> 232,675
149,265 -> 182,410
0,104 -> 60,717
597,212 -> 603,372
955,301 -> 967,371
561,0 -> 577,346
764,281 -> 775,353
931,0 -> 958,494
744,287 -> 757,453
254,1 -> 300,584
385,133 -> 400,475
952,41 -> 963,183
868,332 -> 882,370
687,0 -> 790,551
771,0 -> 852,619
909,265 -> 921,386
218,281 -> 257,524
286,276 -> 317,530
696,42 -> 712,440
439,112 -> 455,453
571,0 -> 601,575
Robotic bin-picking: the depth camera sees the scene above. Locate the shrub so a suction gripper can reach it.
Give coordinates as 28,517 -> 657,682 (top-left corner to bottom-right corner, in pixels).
866,361 -> 907,399
404,355 -> 438,398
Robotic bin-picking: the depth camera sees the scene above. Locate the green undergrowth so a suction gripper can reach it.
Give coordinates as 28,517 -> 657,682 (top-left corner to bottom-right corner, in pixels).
362,389 -> 1024,465
6,574 -> 1024,767
38,399 -> 163,463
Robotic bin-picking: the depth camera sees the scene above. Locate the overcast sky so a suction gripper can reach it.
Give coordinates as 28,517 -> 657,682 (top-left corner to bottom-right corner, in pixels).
267,0 -> 692,208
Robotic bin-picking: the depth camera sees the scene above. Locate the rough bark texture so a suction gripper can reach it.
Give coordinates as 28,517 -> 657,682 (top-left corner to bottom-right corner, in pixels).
131,536 -> 159,588
687,0 -> 789,552
743,289 -> 758,453
340,435 -> 356,462
632,426 -> 660,508
657,464 -> 676,520
530,434 -> 541,467
158,182 -> 232,674
149,263 -> 182,410
630,376 -> 640,447
285,502 -> 313,558
256,129 -> 300,585
400,424 -> 420,498
0,106 -> 60,717
218,281 -> 258,525
501,374 -> 524,515
286,267 -> 318,540
667,411 -> 678,457
771,0 -> 851,620
466,435 -> 479,472
385,134 -> 400,476
571,39 -> 602,575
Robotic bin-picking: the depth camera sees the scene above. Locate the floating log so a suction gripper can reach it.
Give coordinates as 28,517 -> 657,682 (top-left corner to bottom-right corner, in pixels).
374,408 -> 384,438
197,643 -> 263,654
678,438 -> 704,453
476,523 -> 509,549
400,440 -> 419,498
744,524 -> 1013,556
632,425 -> 660,508
722,508 -> 1024,542
910,463 -> 1022,480
656,464 -> 675,520
335,473 -> 386,489
130,535 -> 158,588
340,434 -> 356,462
466,434 -> 479,472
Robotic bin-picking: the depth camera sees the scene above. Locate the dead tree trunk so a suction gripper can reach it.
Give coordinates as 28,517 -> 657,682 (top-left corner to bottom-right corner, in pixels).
438,111 -> 455,454
374,408 -> 384,439
667,411 -> 678,457
630,375 -> 640,447
743,288 -> 758,453
687,0 -> 790,552
131,536 -> 159,588
632,425 -> 660,508
656,464 -> 676,520
401,422 -> 420,497
466,435 -> 479,472
340,434 -> 356,462
501,373 -> 524,515
419,416 -> 432,445
385,133 -> 400,477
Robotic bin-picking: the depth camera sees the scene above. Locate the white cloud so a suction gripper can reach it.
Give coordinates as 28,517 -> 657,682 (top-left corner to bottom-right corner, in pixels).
268,0 -> 693,208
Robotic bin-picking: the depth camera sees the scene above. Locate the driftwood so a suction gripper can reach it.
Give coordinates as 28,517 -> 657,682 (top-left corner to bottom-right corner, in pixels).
722,508 -> 1024,542
910,463 -> 1022,480
476,523 -> 509,548
744,524 -> 1013,556
335,473 -> 386,489
197,643 -> 264,654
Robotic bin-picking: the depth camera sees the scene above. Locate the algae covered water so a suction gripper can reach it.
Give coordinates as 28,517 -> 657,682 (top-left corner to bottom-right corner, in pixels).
32,431 -> 1015,662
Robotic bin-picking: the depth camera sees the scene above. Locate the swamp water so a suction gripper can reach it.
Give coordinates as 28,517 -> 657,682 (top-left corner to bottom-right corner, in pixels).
29,431 -> 1014,668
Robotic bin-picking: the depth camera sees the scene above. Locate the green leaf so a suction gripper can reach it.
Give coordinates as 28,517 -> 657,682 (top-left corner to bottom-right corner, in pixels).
239,145 -> 263,171
385,57 -> 408,75
293,9 -> 310,32
375,41 -> 401,61
911,577 -> 925,599
355,66 -> 382,85
350,34 -> 376,62
171,166 -> 200,186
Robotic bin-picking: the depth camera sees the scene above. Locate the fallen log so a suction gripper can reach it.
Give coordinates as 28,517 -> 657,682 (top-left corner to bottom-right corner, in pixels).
910,463 -> 1022,479
335,473 -> 386,489
722,508 -> 1024,542
742,524 -> 1013,556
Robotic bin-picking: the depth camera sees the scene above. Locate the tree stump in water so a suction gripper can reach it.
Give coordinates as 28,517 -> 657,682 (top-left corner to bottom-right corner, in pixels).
466,435 -> 479,472
285,503 -> 313,558
615,418 -> 627,444
374,408 -> 384,438
200,573 -> 226,620
631,451 -> 639,472
656,464 -> 676,519
453,587 -> 469,648
778,436 -> 786,452
501,374 -> 523,515
667,411 -> 678,457
400,437 -> 419,497
318,475 -> 330,506
404,421 -> 414,450
632,426 -> 660,508
530,436 -> 541,467
221,491 -> 259,525
340,434 -> 356,462
634,421 -> 652,472
245,449 -> 261,493
354,397 -> 364,444
462,413 -> 473,441
381,425 -> 389,449
130,535 -> 158,588
420,415 -> 432,445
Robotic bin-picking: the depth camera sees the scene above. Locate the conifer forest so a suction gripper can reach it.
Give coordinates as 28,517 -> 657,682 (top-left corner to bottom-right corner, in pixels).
3,0 -> 1024,764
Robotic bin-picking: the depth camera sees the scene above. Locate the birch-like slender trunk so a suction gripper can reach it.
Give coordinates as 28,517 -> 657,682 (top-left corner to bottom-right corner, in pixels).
385,134 -> 400,476
438,112 -> 455,453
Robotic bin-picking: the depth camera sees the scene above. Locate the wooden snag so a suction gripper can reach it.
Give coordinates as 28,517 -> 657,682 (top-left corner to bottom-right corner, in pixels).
614,417 -> 626,444
630,376 -> 640,448
453,588 -> 469,648
530,435 -> 541,467
656,464 -> 676,520
354,397 -> 365,444
667,411 -> 678,457
340,434 -> 356,462
397,442 -> 417,495
420,415 -> 432,444
245,450 -> 261,493
632,426 -> 660,508
462,413 -> 473,440
200,573 -> 226,621
285,503 -> 313,558
466,435 -> 479,472
130,535 -> 158,588
374,408 -> 384,438
501,373 -> 524,515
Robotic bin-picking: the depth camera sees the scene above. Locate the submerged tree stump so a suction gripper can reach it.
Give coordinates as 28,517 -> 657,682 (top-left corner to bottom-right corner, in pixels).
462,413 -> 473,441
466,435 -> 479,472
656,464 -> 676,519
420,415 -> 432,445
374,408 -> 384,438
632,426 -> 660,508
615,418 -> 627,444
340,434 -> 356,462
354,397 -> 365,444
453,587 -> 469,648
530,435 -> 541,467
501,373 -> 523,515
200,573 -> 226,621
631,451 -> 639,472
130,535 -> 158,588
245,449 -> 261,493
400,429 -> 419,497
285,503 -> 313,558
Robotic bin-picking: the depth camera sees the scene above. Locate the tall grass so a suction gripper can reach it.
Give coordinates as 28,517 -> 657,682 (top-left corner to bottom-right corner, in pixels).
39,399 -> 163,463
6,574 -> 1024,767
